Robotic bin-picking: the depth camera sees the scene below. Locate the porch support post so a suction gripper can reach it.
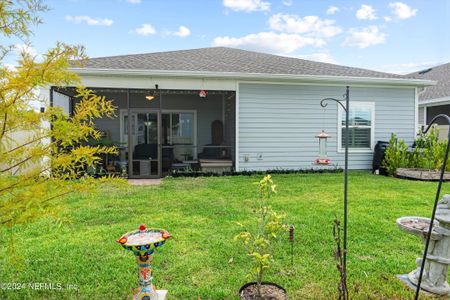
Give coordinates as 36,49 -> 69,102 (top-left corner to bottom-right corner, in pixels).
158,88 -> 162,177
127,89 -> 132,178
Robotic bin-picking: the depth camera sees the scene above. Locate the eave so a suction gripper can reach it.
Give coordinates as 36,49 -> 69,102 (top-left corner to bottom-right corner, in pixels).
69,67 -> 437,88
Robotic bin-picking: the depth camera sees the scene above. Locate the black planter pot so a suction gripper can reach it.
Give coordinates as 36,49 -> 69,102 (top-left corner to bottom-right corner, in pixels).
239,281 -> 287,300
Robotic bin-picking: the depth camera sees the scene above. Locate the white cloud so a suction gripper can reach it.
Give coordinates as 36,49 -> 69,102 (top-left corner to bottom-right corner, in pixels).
223,0 -> 270,12
213,31 -> 325,54
295,52 -> 337,64
356,4 -> 377,20
135,24 -> 156,36
268,13 -> 342,38
65,15 -> 113,26
282,0 -> 293,6
326,6 -> 339,15
14,44 -> 37,57
126,0 -> 141,3
384,16 -> 392,22
172,26 -> 191,37
389,2 -> 417,20
342,26 -> 386,48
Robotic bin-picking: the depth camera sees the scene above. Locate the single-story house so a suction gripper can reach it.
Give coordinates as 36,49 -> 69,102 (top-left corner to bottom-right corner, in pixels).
41,47 -> 434,178
408,63 -> 450,138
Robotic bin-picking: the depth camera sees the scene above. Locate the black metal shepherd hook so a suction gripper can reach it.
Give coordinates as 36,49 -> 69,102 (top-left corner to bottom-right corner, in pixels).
320,86 -> 350,298
415,114 -> 450,299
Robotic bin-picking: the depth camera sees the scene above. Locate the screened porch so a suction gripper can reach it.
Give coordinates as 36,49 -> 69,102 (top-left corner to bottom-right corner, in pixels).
52,87 -> 236,178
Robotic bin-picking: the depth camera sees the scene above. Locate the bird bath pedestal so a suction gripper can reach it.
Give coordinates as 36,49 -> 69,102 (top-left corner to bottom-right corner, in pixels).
396,194 -> 450,295
117,224 -> 171,300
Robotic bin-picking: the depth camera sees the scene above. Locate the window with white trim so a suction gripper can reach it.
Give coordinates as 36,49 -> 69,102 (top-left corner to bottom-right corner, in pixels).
338,102 -> 375,151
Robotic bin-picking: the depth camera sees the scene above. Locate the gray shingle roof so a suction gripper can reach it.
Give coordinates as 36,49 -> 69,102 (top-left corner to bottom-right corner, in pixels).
80,47 -> 408,79
408,63 -> 450,101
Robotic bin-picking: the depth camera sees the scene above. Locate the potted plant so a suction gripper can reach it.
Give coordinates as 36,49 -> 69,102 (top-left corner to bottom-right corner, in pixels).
235,175 -> 289,300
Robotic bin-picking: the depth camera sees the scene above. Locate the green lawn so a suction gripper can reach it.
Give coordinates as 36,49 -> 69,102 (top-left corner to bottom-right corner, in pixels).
0,172 -> 447,299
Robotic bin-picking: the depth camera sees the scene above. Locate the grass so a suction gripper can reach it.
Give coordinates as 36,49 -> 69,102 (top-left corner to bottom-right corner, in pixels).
0,171 -> 448,299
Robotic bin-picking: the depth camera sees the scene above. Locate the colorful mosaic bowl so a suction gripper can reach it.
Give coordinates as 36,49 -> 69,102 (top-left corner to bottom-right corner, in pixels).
117,224 -> 171,256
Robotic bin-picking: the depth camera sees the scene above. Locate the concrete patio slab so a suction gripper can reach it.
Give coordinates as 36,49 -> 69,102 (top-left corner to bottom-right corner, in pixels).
128,179 -> 162,186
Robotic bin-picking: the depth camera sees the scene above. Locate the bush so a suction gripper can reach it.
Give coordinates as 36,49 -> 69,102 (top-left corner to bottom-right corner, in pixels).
383,127 -> 450,176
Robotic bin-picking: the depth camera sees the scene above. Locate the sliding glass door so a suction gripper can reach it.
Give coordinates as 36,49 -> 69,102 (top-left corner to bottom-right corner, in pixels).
129,110 -> 160,178
121,110 -> 196,178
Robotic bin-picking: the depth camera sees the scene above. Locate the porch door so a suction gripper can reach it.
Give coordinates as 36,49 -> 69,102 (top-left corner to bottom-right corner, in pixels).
129,110 -> 161,178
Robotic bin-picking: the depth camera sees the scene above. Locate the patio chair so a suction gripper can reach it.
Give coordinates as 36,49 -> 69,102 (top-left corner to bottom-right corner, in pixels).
134,143 -> 157,160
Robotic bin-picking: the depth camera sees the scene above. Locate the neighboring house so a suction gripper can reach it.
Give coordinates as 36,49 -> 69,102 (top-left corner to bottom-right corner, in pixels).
40,47 -> 433,178
408,63 -> 450,138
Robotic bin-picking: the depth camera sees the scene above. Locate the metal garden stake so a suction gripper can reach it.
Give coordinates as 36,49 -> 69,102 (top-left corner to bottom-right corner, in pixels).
320,86 -> 350,294
415,114 -> 450,299
289,225 -> 295,266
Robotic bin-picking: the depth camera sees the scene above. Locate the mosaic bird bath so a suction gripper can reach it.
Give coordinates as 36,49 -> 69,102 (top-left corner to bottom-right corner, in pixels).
396,194 -> 450,295
117,224 -> 171,300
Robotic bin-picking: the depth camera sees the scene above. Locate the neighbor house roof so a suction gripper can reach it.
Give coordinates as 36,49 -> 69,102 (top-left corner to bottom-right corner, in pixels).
408,62 -> 450,101
71,47 -> 434,86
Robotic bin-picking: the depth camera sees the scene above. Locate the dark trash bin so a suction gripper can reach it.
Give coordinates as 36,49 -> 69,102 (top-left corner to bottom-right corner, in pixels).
372,141 -> 390,174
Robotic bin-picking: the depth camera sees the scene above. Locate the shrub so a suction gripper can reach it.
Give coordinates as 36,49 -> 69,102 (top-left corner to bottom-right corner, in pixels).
383,133 -> 410,175
383,127 -> 450,175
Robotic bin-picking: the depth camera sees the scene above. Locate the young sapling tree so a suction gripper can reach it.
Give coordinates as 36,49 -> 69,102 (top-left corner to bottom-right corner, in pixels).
235,175 -> 289,299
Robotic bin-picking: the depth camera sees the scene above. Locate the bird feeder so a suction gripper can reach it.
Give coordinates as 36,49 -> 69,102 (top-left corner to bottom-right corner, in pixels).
315,130 -> 331,165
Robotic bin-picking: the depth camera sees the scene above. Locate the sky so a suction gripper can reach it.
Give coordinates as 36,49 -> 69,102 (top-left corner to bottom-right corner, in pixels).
7,0 -> 450,74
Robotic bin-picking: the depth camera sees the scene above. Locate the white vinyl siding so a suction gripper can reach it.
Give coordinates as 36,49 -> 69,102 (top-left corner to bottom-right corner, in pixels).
237,83 -> 415,170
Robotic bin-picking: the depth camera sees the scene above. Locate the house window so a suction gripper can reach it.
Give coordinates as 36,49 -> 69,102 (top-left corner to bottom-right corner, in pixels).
338,102 -> 375,151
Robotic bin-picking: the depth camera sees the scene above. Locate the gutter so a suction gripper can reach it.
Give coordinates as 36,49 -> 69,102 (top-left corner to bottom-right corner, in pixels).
419,96 -> 450,107
69,67 -> 436,87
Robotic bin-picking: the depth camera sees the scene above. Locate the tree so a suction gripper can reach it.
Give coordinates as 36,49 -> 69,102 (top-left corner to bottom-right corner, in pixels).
0,0 -> 118,226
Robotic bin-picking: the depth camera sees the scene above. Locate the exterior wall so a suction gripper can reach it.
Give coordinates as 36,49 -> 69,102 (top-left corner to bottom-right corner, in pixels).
237,83 -> 416,170
3,89 -> 51,175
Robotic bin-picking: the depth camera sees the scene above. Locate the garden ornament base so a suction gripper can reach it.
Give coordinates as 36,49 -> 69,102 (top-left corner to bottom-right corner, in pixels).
396,168 -> 450,181
397,195 -> 450,295
117,224 -> 171,300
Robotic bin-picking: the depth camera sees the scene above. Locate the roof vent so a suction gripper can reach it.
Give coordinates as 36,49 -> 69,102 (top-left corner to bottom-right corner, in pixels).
418,68 -> 432,74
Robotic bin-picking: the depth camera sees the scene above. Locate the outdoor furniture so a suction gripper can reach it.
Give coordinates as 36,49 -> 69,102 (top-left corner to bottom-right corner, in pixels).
132,160 -> 152,176
134,143 -> 157,160
171,162 -> 190,171
199,159 -> 232,174
211,120 -> 223,145
162,147 -> 174,171
183,160 -> 200,171
198,145 -> 230,159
